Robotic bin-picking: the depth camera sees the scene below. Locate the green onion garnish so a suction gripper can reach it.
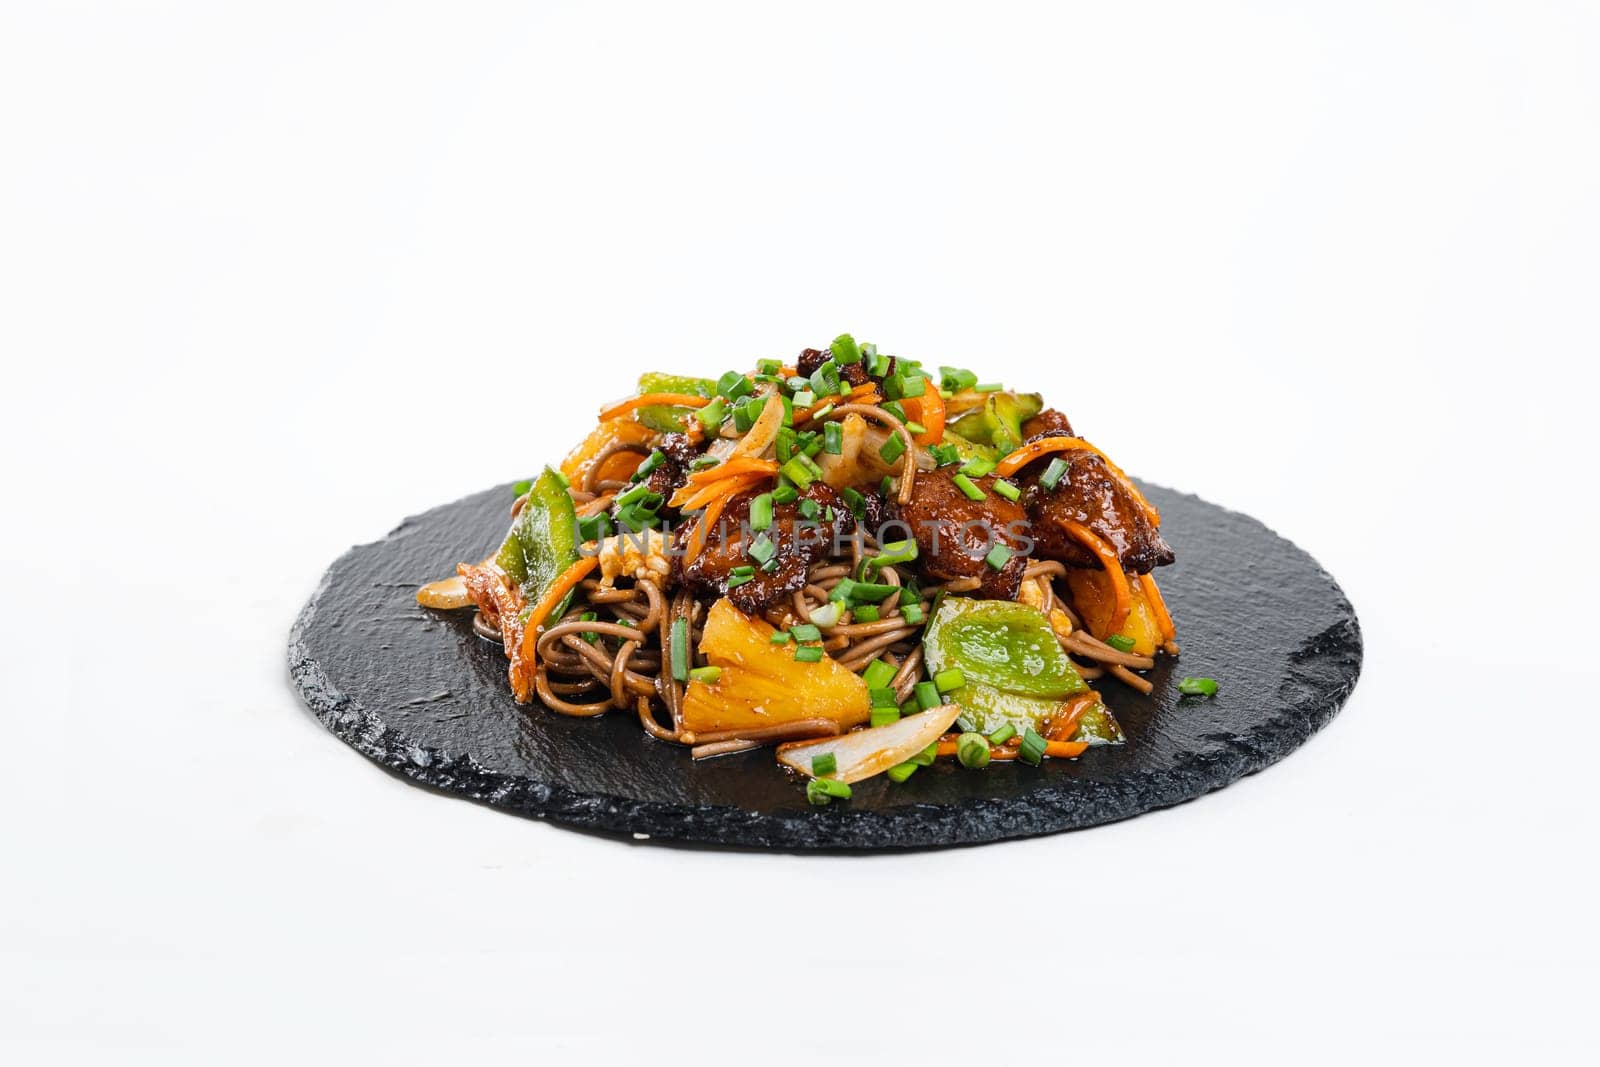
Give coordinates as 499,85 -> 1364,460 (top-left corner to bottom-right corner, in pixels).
688,666 -> 721,685
695,398 -> 728,432
853,604 -> 881,622
870,708 -> 901,728
984,543 -> 1014,570
927,443 -> 961,467
880,475 -> 896,497
974,382 -> 1003,392
1106,633 -> 1137,652
670,618 -> 689,682
631,449 -> 666,481
899,603 -> 925,626
1040,457 -> 1069,491
840,487 -> 866,518
886,762 -> 918,784
790,623 -> 822,643
811,752 -> 838,776
511,478 -> 533,496
769,631 -> 791,644
578,611 -> 599,644
794,645 -> 824,663
932,668 -> 966,693
725,572 -> 753,589
780,456 -> 816,488
993,478 -> 1021,502
939,366 -> 978,392
749,493 -> 774,532
576,513 -> 611,543
729,564 -> 755,579
690,454 -> 721,470
748,534 -> 776,566
806,777 -> 851,805
951,473 -> 985,501
775,426 -> 796,463
798,497 -> 820,520
987,723 -> 1016,746
869,687 -> 899,708
615,481 -> 653,508
866,539 -> 918,570
956,732 -> 991,769
867,352 -> 892,377
960,456 -> 996,479
880,399 -> 908,423
771,482 -> 799,505
1179,677 -> 1220,697
912,742 -> 938,767
755,357 -> 782,375
792,388 -> 816,408
830,333 -> 863,364
823,421 -> 843,455
904,421 -> 928,436
1018,727 -> 1047,765
954,714 -> 977,734
717,370 -> 753,401
914,681 -> 940,711
810,402 -> 835,422
879,433 -> 907,465
861,659 -> 896,690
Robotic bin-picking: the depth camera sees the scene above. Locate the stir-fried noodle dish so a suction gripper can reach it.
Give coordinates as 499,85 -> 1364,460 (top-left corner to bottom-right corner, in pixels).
418,335 -> 1213,803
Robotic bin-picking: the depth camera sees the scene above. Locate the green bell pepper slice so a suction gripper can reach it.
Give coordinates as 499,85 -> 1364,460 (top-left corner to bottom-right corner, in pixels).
496,467 -> 581,620
946,391 -> 1043,455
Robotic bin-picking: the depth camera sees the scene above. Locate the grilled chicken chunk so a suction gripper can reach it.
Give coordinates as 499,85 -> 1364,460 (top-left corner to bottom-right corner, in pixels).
674,482 -> 854,614
887,467 -> 1028,600
1021,449 -> 1173,574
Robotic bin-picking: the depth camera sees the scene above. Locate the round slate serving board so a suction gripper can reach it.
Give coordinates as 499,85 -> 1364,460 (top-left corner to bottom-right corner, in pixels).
289,483 -> 1360,849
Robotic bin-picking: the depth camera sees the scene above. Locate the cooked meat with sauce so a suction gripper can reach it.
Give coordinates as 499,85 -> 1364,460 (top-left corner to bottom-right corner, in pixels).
1021,450 -> 1174,574
888,467 -> 1028,600
797,346 -> 870,388
674,482 -> 854,615
641,432 -> 696,501
1021,407 -> 1074,440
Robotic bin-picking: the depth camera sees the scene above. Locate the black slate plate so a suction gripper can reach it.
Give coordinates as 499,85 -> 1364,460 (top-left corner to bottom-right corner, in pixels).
289,482 -> 1360,849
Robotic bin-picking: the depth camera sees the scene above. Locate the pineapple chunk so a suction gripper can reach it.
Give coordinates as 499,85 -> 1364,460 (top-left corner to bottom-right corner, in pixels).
1063,568 -> 1162,655
681,599 -> 872,736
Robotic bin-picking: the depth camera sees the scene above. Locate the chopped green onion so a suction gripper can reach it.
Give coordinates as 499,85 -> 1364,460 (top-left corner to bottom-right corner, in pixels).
695,398 -> 728,431
811,752 -> 838,777
853,604 -> 881,623
511,478 -> 533,497
631,450 -> 666,481
939,366 -> 978,392
830,333 -> 863,364
774,426 -> 796,463
866,539 -> 918,570
615,504 -> 659,532
717,370 -> 754,401
807,600 -> 843,629
729,564 -> 755,579
899,603 -> 925,626
954,714 -> 977,734
761,557 -> 780,573
792,388 -> 816,408
886,762 -> 918,784
670,618 -> 690,682
927,443 -> 961,467
911,742 -> 938,767
771,482 -> 799,505
748,534 -> 776,566
870,708 -> 901,728
823,421 -> 843,455
840,487 -> 867,519
688,666 -> 722,685
951,472 -> 985,501
1179,677 -> 1220,697
615,481 -> 654,507
725,572 -> 754,589
880,400 -> 908,423
869,687 -> 900,708
1106,633 -> 1137,652
987,723 -> 1016,746
904,421 -> 928,436
809,360 -> 841,398
780,456 -> 816,488
960,456 -> 996,478
899,698 -> 919,717
578,611 -> 599,644
794,645 -> 824,663
786,376 -> 810,393
993,478 -> 1021,502
810,402 -> 835,423
807,777 -> 851,805
749,493 -> 774,532
800,434 -> 824,459
1040,457 -> 1069,491
974,382 -> 1003,392
577,513 -> 612,543
867,352 -> 892,377
956,732 -> 991,769
798,453 -> 824,479
1018,727 -> 1047,765
984,543 -> 1014,570
797,497 -> 820,520
861,659 -> 897,690
914,681 -> 940,711
790,623 -> 822,643
769,631 -> 791,645
879,434 -> 907,464
756,358 -> 783,376
690,454 -> 721,470
932,668 -> 966,693
880,475 -> 896,497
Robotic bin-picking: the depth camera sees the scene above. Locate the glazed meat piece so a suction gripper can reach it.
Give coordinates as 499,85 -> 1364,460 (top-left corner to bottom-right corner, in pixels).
641,432 -> 696,501
674,482 -> 854,615
797,346 -> 870,388
1021,408 -> 1074,440
887,467 -> 1028,600
1022,450 -> 1174,574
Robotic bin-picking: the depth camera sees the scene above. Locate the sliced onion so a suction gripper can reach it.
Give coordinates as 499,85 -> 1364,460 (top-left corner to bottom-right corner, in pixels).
416,574 -> 472,609
730,391 -> 785,460
776,704 -> 963,783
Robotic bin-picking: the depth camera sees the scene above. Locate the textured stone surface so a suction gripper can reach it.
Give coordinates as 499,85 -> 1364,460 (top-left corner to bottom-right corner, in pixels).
288,482 -> 1361,849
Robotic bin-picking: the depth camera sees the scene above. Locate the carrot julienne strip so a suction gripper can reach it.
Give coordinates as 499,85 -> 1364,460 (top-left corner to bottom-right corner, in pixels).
993,437 -> 1160,525
512,554 -> 601,702
1064,520 -> 1132,635
934,737 -> 1089,760
1138,572 -> 1177,642
598,392 -> 714,421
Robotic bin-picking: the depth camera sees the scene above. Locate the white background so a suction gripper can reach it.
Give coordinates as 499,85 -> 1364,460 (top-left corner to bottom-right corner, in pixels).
3,2 -> 1596,1063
